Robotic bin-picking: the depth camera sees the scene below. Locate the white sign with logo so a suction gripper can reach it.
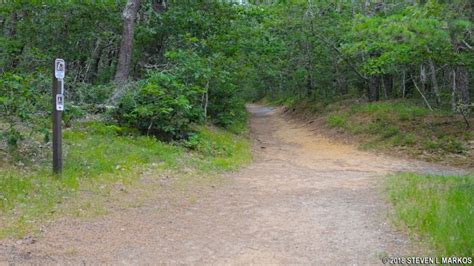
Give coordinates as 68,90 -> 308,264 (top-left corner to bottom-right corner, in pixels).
55,59 -> 65,79
56,94 -> 64,111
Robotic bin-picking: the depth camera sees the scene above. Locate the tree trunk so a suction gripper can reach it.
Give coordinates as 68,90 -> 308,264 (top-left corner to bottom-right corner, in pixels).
86,39 -> 103,83
7,11 -> 24,70
114,0 -> 141,84
338,76 -> 348,95
382,74 -> 392,99
428,59 -> 441,106
401,71 -> 406,98
368,75 -> 380,102
335,63 -> 347,95
451,69 -> 457,112
456,66 -> 470,107
412,76 -> 433,111
7,12 -> 17,37
420,64 -> 427,94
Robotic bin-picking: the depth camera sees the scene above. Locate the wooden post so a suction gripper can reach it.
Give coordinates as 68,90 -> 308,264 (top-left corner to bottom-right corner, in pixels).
52,59 -> 65,174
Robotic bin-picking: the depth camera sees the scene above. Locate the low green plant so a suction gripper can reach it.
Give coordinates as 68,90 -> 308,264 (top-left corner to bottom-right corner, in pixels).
385,173 -> 474,256
424,137 -> 466,154
390,133 -> 416,146
381,125 -> 400,139
326,113 -> 348,128
185,126 -> 251,171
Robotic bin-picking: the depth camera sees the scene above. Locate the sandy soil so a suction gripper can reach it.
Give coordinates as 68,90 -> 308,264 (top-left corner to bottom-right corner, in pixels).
0,104 -> 464,264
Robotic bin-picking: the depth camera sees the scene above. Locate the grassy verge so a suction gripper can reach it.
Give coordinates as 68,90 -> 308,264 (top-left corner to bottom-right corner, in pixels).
0,122 -> 251,238
385,173 -> 473,256
286,99 -> 473,167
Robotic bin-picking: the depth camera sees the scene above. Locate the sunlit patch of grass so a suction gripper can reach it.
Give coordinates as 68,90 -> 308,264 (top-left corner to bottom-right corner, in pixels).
184,126 -> 252,172
0,122 -> 251,238
385,173 -> 474,256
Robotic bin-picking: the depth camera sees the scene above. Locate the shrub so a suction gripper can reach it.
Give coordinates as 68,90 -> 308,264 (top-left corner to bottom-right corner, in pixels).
0,72 -> 49,150
114,72 -> 205,140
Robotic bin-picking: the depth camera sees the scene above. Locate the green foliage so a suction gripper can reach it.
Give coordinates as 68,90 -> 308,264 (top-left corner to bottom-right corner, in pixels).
386,173 -> 474,256
2,0 -> 469,150
251,1 -> 472,113
114,71 -> 205,140
0,2 -> 123,80
343,7 -> 453,75
0,72 -> 49,149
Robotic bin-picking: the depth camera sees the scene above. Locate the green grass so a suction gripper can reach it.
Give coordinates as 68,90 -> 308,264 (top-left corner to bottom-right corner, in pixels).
350,101 -> 430,121
185,126 -> 251,172
0,122 -> 251,238
325,101 -> 427,147
385,173 -> 474,256
311,99 -> 473,166
326,113 -> 348,128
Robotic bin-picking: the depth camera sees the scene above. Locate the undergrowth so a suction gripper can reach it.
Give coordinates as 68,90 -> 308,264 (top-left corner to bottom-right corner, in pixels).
309,100 -> 472,167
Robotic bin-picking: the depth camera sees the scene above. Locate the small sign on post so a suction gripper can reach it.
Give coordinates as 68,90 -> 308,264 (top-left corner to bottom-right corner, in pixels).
52,59 -> 65,174
55,59 -> 65,79
56,94 -> 64,111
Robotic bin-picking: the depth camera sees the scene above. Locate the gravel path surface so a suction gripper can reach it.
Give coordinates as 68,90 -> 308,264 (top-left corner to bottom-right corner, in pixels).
1,104 -> 461,264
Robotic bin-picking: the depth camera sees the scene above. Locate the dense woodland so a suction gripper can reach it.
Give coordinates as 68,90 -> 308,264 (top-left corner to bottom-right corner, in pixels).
0,0 -> 473,156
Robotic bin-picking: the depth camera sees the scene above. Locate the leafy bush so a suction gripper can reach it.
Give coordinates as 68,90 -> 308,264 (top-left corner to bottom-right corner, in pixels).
114,72 -> 205,140
0,72 -> 49,150
114,48 -> 248,140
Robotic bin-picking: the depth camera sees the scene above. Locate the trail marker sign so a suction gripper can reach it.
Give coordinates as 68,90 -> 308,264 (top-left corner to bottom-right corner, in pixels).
52,58 -> 65,174
56,94 -> 64,111
55,59 -> 65,79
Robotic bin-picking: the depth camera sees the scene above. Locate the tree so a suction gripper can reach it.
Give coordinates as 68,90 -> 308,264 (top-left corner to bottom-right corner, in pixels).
112,0 -> 141,98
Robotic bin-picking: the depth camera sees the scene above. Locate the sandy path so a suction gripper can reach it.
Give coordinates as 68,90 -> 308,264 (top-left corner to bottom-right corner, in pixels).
0,104 -> 461,264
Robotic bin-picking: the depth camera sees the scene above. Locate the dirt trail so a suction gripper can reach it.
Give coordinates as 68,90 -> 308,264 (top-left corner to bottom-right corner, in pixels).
0,104 -> 463,264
